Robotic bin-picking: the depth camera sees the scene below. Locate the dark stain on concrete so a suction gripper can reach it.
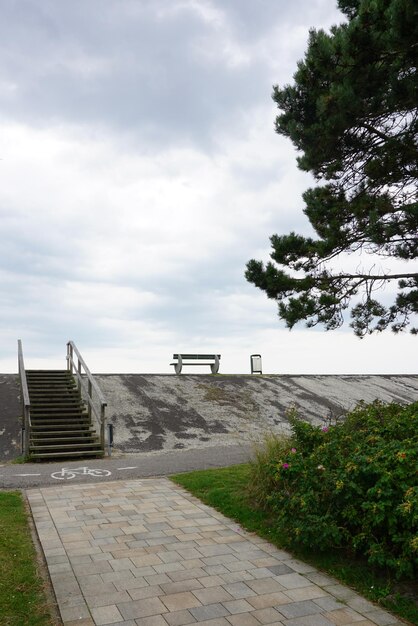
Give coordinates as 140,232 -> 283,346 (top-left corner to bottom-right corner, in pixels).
122,432 -> 165,452
114,375 -> 228,452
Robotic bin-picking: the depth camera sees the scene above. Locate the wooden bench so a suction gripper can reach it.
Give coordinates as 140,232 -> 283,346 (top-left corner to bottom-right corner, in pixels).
171,354 -> 221,375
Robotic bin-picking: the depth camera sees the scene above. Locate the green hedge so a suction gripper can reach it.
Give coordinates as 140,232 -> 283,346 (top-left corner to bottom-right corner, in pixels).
250,401 -> 418,579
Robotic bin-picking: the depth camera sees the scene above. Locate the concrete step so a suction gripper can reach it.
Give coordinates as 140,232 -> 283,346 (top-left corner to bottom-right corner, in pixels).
31,404 -> 85,410
29,450 -> 105,459
31,426 -> 92,433
31,404 -> 84,410
27,374 -> 74,379
31,410 -> 84,415
29,390 -> 79,396
31,418 -> 88,424
30,399 -> 80,405
31,411 -> 88,417
30,439 -> 100,452
31,420 -> 90,425
27,380 -> 75,387
31,435 -> 98,443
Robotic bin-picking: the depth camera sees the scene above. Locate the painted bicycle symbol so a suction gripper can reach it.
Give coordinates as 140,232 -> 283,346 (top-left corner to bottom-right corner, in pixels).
51,467 -> 112,480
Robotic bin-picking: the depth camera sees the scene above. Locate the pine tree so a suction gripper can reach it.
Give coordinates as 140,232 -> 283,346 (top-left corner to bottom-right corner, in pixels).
246,0 -> 418,336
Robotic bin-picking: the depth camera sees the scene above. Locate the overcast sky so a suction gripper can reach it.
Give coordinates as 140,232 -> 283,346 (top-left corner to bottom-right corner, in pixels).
1,0 -> 416,375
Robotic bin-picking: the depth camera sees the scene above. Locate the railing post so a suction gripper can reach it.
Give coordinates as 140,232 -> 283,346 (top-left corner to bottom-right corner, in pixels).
100,404 -> 106,450
88,380 -> 92,419
66,342 -> 73,372
108,424 -> 113,456
25,407 -> 30,455
77,359 -> 82,394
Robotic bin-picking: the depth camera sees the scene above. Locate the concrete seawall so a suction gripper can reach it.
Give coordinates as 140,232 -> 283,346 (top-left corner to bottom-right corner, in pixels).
0,374 -> 21,460
1,374 -> 418,460
97,374 -> 418,454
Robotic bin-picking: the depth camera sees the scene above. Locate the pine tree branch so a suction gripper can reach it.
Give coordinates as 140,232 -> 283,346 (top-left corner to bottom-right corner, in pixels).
321,272 -> 418,282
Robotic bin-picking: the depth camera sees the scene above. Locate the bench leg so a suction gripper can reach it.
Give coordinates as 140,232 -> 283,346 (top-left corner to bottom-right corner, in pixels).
210,355 -> 220,374
175,355 -> 183,374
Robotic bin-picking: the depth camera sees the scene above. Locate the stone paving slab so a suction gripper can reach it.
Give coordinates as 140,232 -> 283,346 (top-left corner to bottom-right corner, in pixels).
27,479 -> 403,626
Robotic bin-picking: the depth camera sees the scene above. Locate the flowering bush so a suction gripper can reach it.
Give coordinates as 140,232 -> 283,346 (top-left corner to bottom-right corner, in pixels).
249,401 -> 418,579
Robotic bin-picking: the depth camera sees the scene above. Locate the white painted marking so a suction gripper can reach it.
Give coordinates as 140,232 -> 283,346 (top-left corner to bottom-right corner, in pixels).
51,467 -> 112,480
117,466 -> 137,471
16,473 -> 41,477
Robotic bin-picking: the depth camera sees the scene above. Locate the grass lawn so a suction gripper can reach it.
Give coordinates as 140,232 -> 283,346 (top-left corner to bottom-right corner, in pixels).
171,464 -> 418,626
0,491 -> 57,626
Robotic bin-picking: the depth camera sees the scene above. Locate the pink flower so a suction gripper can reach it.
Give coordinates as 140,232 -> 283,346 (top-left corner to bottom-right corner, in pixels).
291,448 -> 297,453
322,427 -> 329,432
282,463 -> 290,469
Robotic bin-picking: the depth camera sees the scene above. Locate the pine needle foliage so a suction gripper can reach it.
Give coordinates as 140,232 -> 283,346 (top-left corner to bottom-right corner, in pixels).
246,0 -> 418,336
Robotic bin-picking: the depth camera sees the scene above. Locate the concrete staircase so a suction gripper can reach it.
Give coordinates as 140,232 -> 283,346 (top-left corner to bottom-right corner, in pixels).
27,370 -> 103,460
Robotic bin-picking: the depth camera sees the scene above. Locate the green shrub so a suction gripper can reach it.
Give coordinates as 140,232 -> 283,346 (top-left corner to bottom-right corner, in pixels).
249,401 -> 418,579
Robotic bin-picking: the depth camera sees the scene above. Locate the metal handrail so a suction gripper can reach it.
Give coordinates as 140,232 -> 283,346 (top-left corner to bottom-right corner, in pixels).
66,341 -> 107,451
17,339 -> 31,455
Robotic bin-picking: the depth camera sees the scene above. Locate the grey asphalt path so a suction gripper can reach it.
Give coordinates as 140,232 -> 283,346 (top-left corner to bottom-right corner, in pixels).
27,477 -> 403,626
0,444 -> 254,490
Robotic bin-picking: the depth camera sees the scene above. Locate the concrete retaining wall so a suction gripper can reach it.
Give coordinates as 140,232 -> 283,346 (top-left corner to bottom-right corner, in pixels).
96,374 -> 418,455
1,373 -> 417,459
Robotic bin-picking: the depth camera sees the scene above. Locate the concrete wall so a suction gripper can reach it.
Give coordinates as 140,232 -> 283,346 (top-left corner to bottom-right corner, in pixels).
1,373 -> 417,460
0,374 -> 21,460
95,374 -> 418,455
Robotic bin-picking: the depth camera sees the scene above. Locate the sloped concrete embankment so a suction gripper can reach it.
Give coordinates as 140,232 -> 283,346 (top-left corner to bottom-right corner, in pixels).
0,374 -> 21,459
95,374 -> 418,455
1,374 -> 417,460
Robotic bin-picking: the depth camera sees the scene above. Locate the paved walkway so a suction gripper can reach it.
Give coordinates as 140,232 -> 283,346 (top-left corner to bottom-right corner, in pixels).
27,479 -> 403,626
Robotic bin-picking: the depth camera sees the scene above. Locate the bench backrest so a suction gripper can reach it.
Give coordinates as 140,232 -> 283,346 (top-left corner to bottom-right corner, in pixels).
173,354 -> 221,360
